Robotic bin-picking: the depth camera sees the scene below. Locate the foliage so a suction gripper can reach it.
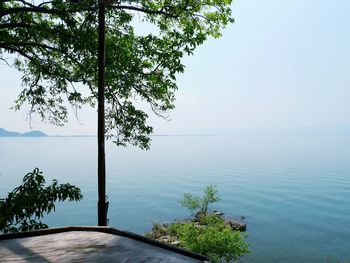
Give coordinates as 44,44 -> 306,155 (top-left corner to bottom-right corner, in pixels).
147,186 -> 249,262
0,0 -> 233,149
180,184 -> 220,215
173,215 -> 249,263
0,168 -> 83,234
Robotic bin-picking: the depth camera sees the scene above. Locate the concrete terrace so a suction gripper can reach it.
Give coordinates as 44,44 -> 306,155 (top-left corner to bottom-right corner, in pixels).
0,226 -> 207,263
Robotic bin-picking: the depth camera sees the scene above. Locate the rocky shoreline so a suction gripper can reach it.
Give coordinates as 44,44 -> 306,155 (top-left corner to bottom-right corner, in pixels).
147,211 -> 247,246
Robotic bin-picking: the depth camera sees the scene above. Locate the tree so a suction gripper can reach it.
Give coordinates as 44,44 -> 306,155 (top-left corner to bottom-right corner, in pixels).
180,184 -> 220,216
0,0 -> 233,148
0,168 -> 83,234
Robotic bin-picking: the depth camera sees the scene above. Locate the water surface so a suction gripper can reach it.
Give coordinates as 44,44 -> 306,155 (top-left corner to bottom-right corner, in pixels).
1,135 -> 349,262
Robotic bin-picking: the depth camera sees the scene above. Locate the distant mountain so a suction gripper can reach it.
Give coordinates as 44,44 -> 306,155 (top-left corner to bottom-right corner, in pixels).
0,128 -> 47,137
0,128 -> 21,137
22,130 -> 48,137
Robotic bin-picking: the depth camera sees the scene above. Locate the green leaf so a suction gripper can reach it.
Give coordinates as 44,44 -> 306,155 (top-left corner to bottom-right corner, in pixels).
0,168 -> 83,234
1,0 -> 233,149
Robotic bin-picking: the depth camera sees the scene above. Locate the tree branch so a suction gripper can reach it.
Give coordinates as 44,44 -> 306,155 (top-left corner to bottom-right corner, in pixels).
0,23 -> 34,30
1,3 -> 180,19
3,42 -> 81,65
0,6 -> 63,17
112,5 -> 178,18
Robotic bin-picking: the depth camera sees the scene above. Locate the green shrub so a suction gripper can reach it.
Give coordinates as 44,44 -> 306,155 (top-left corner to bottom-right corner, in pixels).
0,168 -> 83,233
148,185 -> 250,262
175,215 -> 249,263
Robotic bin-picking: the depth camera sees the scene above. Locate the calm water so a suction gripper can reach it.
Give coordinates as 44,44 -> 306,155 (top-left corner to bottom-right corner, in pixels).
1,136 -> 350,262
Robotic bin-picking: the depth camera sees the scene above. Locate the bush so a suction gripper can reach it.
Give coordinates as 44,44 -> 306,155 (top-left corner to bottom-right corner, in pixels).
148,185 -> 250,262
174,216 -> 249,262
0,168 -> 83,234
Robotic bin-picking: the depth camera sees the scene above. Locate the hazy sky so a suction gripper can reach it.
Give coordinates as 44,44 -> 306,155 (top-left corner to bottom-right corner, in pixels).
1,0 -> 349,135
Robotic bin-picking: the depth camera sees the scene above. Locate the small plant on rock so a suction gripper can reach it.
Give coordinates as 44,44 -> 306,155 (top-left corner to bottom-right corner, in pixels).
180,185 -> 220,216
147,185 -> 250,262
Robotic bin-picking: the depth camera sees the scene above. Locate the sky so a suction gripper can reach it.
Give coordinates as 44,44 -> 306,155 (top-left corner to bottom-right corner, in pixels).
1,0 -> 350,135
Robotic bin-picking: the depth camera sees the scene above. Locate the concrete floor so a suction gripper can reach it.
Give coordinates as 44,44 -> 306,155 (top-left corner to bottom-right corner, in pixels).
0,231 -> 203,263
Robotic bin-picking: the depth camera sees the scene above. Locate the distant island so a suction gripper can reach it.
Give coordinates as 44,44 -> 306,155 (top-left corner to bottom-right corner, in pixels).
0,128 -> 47,137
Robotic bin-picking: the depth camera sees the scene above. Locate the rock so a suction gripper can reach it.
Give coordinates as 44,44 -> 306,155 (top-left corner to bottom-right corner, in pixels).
170,241 -> 180,246
227,220 -> 247,232
158,235 -> 171,243
194,211 -> 205,221
213,210 -> 224,216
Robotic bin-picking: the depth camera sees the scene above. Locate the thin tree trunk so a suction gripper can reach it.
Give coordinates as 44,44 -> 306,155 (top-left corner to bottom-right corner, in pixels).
97,0 -> 107,226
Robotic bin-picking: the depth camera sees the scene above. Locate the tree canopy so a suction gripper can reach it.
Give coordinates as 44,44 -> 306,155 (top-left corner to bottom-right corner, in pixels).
0,0 -> 233,148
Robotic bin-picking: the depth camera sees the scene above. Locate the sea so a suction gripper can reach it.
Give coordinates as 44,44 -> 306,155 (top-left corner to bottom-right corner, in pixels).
0,135 -> 349,262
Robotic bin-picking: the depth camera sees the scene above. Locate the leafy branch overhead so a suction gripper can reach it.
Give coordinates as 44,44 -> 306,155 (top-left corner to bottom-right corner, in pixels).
0,168 -> 83,234
0,0 -> 233,149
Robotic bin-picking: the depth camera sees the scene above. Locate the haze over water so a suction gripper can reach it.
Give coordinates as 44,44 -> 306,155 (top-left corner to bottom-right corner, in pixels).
1,135 -> 349,262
